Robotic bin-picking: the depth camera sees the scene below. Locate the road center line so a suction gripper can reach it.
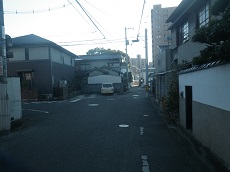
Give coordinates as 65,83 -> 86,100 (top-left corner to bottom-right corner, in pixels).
140,127 -> 144,135
141,155 -> 150,172
70,99 -> 81,103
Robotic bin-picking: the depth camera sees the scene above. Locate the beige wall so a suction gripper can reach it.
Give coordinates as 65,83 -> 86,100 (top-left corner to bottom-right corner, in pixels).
193,101 -> 230,169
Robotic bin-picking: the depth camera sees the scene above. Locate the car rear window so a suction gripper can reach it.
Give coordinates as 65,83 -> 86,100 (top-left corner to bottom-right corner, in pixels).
102,84 -> 113,88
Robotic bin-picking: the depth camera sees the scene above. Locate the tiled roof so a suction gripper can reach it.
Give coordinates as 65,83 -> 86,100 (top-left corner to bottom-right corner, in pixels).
78,54 -> 122,60
12,34 -> 78,58
12,34 -> 54,46
166,0 -> 207,29
179,60 -> 224,74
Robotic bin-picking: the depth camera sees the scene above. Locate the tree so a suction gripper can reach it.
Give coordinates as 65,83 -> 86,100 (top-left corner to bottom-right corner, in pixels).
86,47 -> 131,66
161,70 -> 179,123
86,47 -> 126,57
192,0 -> 230,65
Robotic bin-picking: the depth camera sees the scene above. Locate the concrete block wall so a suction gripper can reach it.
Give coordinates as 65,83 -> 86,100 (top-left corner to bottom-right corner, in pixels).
193,101 -> 230,169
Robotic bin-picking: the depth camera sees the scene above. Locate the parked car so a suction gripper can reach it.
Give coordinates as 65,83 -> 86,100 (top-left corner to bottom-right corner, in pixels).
101,83 -> 114,95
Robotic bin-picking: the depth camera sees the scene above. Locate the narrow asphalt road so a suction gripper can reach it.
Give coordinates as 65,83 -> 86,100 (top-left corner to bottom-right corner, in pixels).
0,87 -> 217,172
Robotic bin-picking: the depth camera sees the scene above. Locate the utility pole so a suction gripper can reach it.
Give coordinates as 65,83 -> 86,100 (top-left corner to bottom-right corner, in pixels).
125,27 -> 129,90
145,28 -> 149,98
0,0 -> 10,131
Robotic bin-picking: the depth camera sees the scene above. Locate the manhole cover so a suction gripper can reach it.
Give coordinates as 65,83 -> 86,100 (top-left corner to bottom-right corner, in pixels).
107,99 -> 114,101
119,124 -> 129,128
88,104 -> 98,106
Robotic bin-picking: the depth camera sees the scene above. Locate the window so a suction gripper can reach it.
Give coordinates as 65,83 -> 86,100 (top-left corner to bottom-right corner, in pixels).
18,72 -> 33,89
177,21 -> 189,45
199,3 -> 209,27
25,48 -> 29,60
80,64 -> 90,71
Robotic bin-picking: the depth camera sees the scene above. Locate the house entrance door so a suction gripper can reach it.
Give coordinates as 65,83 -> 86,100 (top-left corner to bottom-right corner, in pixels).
185,86 -> 193,129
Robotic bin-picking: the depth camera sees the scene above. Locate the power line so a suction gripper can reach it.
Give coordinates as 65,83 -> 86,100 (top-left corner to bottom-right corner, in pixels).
81,0 -> 114,40
74,0 -> 106,39
58,37 -> 134,46
4,1 -> 75,14
67,0 -> 96,31
137,0 -> 146,40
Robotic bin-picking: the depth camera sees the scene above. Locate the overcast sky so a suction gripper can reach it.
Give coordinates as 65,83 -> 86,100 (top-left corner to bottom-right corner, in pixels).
3,0 -> 182,61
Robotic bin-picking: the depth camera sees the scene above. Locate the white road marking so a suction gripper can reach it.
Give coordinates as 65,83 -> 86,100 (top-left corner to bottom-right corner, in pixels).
22,109 -> 49,114
70,99 -> 81,103
119,124 -> 129,128
88,104 -> 98,106
143,115 -> 149,117
140,127 -> 144,135
141,155 -> 150,172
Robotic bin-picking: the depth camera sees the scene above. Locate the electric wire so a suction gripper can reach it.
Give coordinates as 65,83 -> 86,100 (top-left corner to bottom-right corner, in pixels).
67,0 -> 96,31
137,0 -> 146,40
82,0 -> 115,40
75,0 -> 106,39
57,36 -> 139,46
4,1 -> 75,14
75,1 -> 115,46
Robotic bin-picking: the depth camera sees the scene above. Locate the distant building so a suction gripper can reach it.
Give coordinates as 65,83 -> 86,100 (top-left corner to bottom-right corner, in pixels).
75,54 -> 122,76
151,4 -> 176,66
130,54 -> 146,80
74,54 -> 123,93
130,54 -> 145,70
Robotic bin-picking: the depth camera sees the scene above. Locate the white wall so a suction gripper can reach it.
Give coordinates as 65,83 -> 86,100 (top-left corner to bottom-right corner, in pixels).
88,75 -> 121,84
51,48 -> 63,64
179,63 -> 230,111
7,77 -> 22,121
51,48 -> 74,66
62,53 -> 73,66
10,48 -> 25,61
179,63 -> 230,169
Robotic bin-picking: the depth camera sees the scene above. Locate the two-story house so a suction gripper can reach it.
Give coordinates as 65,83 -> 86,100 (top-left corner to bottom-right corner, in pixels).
166,0 -> 209,65
165,0 -> 230,169
75,54 -> 123,93
7,34 -> 78,99
75,54 -> 122,75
